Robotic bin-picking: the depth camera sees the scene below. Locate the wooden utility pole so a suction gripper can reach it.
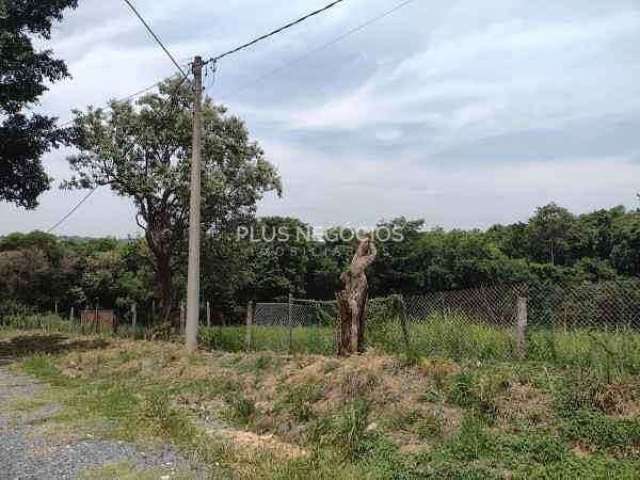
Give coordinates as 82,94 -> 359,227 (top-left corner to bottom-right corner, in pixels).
186,56 -> 203,353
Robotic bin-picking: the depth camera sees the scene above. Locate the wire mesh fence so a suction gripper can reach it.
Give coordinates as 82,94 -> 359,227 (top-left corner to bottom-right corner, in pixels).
199,279 -> 640,372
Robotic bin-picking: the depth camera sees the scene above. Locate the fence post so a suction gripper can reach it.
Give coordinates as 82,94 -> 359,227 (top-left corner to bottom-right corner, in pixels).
397,295 -> 412,354
516,296 -> 528,359
180,302 -> 186,334
245,300 -> 254,351
206,301 -> 211,328
288,293 -> 294,354
69,306 -> 74,323
131,303 -> 137,330
55,302 -> 59,316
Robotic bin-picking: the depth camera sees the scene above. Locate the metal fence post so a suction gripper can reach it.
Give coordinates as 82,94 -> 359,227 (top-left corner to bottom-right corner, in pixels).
94,302 -> 99,334
131,303 -> 137,331
288,292 -> 294,354
245,300 -> 254,351
516,296 -> 528,359
397,294 -> 412,354
180,302 -> 185,334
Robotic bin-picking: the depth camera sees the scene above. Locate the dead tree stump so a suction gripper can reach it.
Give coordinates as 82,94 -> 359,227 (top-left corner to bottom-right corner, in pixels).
336,237 -> 377,356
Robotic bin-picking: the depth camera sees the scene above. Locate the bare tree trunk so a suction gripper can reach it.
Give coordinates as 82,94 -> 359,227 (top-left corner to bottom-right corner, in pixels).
336,238 -> 377,356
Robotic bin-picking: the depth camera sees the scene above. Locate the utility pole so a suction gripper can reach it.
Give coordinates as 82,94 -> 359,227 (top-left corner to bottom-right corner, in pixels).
186,56 -> 203,353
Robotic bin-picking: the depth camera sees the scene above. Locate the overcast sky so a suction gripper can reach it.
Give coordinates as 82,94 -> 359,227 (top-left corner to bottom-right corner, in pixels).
2,0 -> 640,236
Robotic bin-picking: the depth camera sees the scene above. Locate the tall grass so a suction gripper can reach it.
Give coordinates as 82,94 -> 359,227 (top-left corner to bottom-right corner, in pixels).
0,313 -> 77,333
527,326 -> 640,378
6,311 -> 640,376
199,325 -> 335,355
404,315 -> 516,362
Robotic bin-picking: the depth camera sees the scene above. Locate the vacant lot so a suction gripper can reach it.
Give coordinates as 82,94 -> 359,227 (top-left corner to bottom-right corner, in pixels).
1,329 -> 640,479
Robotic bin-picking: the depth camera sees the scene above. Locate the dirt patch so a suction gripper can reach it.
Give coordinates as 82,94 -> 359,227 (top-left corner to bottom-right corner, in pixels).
218,428 -> 307,459
595,383 -> 640,418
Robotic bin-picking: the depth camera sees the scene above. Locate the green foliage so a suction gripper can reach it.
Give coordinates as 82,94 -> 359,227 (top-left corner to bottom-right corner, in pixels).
66,79 -> 282,320
312,398 -> 375,461
200,325 -> 335,355
3,202 -> 640,329
224,392 -> 257,426
446,370 -> 510,422
0,0 -> 77,208
1,313 -> 75,332
563,410 -> 640,451
441,415 -> 496,461
277,382 -> 324,422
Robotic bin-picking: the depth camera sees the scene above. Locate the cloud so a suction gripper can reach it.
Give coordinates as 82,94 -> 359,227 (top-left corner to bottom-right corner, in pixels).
2,0 -> 640,236
259,140 -> 640,229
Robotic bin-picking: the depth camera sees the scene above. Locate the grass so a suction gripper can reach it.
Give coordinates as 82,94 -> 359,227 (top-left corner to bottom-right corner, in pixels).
6,311 -> 640,383
77,461 -> 195,480
200,325 -> 335,355
198,314 -> 640,382
3,329 -> 640,479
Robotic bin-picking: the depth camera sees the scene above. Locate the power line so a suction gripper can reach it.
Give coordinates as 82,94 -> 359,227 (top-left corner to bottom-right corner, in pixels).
47,1 -> 191,234
46,0 -> 355,233
205,0 -> 347,64
49,71 -> 192,233
46,188 -> 99,233
57,74 -> 181,128
224,0 -> 417,97
121,0 -> 188,78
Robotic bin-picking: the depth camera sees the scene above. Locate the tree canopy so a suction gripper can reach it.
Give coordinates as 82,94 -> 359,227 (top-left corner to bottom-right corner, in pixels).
65,79 -> 281,322
1,203 -> 639,323
0,0 -> 77,208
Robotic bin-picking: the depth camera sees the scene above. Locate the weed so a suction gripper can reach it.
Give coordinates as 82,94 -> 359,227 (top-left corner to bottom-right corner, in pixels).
277,382 -> 324,422
329,398 -> 374,461
224,393 -> 257,426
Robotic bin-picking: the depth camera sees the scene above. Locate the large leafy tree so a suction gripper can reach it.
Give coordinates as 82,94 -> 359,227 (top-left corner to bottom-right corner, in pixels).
527,203 -> 576,265
65,80 -> 282,323
0,0 -> 77,208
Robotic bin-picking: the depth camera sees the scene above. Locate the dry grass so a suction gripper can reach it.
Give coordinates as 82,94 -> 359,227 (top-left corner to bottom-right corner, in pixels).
7,331 -> 640,479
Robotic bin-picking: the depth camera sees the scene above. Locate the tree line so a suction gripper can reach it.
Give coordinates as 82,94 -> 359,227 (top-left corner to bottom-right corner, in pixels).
1,202 -> 638,324
1,2 -> 639,326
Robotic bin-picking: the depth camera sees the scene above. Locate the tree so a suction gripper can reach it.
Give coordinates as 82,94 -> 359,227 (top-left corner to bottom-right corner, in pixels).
527,203 -> 576,265
65,80 -> 281,324
248,216 -> 313,300
369,217 -> 425,295
0,0 -> 77,208
611,211 -> 640,276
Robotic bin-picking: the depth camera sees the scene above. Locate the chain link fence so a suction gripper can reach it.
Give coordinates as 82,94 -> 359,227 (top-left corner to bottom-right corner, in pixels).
201,280 -> 640,372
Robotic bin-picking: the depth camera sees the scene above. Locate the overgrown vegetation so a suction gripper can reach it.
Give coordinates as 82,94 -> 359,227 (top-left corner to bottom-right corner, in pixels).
1,202 -> 640,325
6,311 -> 640,380
3,331 -> 640,479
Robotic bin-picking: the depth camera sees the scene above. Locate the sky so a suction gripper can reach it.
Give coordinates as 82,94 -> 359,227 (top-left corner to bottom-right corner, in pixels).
2,0 -> 640,236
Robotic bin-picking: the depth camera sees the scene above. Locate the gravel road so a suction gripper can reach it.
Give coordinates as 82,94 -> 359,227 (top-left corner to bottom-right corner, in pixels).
0,362 -> 201,479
